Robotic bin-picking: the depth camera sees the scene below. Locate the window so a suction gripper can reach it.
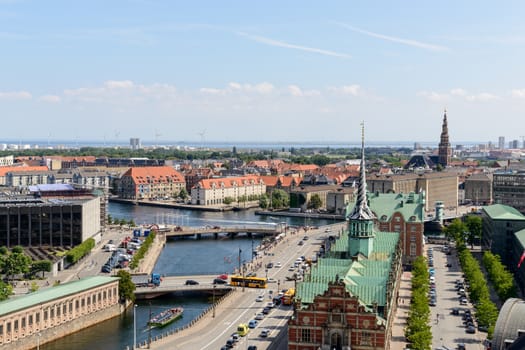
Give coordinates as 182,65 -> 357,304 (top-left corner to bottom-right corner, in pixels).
21,318 -> 25,328
36,313 -> 40,323
301,328 -> 311,342
360,331 -> 371,345
44,310 -> 48,321
29,315 -> 33,325
410,243 -> 417,257
14,320 -> 18,331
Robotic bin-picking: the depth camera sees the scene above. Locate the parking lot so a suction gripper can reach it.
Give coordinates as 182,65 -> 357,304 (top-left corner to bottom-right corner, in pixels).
428,244 -> 487,350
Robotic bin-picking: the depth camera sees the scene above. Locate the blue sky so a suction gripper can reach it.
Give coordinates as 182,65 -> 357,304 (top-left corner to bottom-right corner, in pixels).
1,0 -> 525,145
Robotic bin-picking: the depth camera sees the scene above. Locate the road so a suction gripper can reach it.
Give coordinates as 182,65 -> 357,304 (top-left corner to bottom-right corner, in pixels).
149,223 -> 347,350
429,243 -> 487,350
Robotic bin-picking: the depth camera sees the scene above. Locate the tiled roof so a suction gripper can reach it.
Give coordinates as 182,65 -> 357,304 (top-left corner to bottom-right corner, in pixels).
346,192 -> 425,223
0,276 -> 119,317
483,204 -> 525,221
123,166 -> 185,184
0,166 -> 49,176
195,175 -> 263,190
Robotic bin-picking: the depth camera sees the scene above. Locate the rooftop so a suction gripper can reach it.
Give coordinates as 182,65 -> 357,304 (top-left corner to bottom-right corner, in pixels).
482,204 -> 525,221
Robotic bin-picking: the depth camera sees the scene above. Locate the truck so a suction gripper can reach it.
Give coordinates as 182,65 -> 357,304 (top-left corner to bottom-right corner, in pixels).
133,273 -> 162,287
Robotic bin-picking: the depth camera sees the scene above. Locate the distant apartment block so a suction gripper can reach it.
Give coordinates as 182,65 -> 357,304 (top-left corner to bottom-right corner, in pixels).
191,175 -> 266,205
493,172 -> 525,213
499,136 -> 505,150
118,166 -> 186,200
130,138 -> 141,150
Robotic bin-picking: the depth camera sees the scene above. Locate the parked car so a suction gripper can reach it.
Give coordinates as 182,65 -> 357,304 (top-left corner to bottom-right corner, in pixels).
247,346 -> 257,350
185,279 -> 199,285
466,325 -> 476,334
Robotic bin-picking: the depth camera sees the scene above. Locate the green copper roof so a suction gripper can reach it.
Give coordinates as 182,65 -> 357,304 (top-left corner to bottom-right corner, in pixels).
0,276 -> 119,317
296,229 -> 399,310
514,229 -> 525,249
346,192 -> 425,222
483,204 -> 525,221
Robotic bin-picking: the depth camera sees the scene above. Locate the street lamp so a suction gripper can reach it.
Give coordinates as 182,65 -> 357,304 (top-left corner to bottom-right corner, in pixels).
37,332 -> 41,350
212,285 -> 217,318
265,269 -> 268,279
133,304 -> 137,349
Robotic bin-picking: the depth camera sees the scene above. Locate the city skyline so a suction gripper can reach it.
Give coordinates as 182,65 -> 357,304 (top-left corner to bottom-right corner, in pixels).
1,1 -> 525,142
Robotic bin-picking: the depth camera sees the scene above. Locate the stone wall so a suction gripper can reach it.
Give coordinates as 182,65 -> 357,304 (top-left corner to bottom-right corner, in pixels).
0,303 -> 125,350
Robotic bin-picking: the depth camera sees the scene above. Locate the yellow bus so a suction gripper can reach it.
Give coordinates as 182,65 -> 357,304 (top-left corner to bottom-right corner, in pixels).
282,288 -> 295,305
229,276 -> 267,288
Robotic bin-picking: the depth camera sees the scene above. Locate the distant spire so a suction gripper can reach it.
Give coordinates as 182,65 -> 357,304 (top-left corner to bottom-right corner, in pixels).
348,122 -> 375,220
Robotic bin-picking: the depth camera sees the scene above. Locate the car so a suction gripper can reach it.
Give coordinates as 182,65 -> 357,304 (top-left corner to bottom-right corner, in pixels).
255,295 -> 265,302
288,266 -> 295,271
429,299 -> 437,307
266,302 -> 275,309
246,272 -> 257,277
457,344 -> 466,350
275,262 -> 282,268
185,279 -> 199,285
303,236 -> 309,240
220,346 -> 229,350
248,320 -> 258,328
255,313 -> 264,320
213,278 -> 228,285
266,262 -> 274,268
217,274 -> 228,280
259,329 -> 271,338
247,346 -> 258,350
460,297 -> 468,305
225,339 -> 235,348
298,241 -> 304,245
262,306 -> 271,314
101,265 -> 112,273
466,325 -> 476,334
451,307 -> 460,315
267,278 -> 277,283
478,324 -> 489,332
231,333 -> 240,342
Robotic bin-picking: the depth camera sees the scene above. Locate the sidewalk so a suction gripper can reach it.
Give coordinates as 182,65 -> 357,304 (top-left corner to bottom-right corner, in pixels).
390,271 -> 412,350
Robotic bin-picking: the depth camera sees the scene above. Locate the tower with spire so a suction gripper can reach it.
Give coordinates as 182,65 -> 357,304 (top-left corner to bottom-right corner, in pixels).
347,122 -> 376,258
438,109 -> 452,167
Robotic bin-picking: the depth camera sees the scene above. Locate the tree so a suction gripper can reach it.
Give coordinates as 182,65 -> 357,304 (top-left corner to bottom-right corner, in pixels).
179,188 -> 188,200
117,270 -> 136,303
271,189 -> 289,209
310,154 -> 331,166
31,260 -> 52,279
259,194 -> 269,209
465,215 -> 482,246
0,280 -> 13,301
2,250 -> 32,282
308,194 -> 322,209
223,197 -> 234,205
444,218 -> 467,246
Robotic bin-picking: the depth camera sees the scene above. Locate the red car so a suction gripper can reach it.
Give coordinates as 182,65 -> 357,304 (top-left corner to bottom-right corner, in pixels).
217,274 -> 228,280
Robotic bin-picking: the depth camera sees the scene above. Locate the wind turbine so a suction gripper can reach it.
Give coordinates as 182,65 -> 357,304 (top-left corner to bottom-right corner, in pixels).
197,129 -> 206,149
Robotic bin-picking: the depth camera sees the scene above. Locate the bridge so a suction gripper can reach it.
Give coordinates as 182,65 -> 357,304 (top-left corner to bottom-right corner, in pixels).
162,225 -> 282,239
134,275 -> 233,300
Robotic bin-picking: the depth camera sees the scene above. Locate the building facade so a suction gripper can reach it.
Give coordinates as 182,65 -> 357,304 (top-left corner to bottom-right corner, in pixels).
0,196 -> 101,248
481,204 -> 525,267
493,172 -> 525,213
464,173 -> 493,205
0,277 -> 120,350
118,166 -> 186,200
191,175 -> 266,205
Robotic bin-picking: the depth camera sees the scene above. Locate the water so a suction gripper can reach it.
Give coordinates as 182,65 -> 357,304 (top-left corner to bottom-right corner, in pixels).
41,202 -> 335,350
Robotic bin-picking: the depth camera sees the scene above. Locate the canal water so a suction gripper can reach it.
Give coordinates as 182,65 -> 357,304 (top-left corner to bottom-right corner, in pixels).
41,202 -> 335,350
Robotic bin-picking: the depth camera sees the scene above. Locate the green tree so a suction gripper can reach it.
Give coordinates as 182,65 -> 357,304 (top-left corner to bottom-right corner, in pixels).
444,218 -> 467,246
259,194 -> 269,209
117,270 -> 136,303
271,189 -> 289,209
465,215 -> 482,246
31,260 -> 52,279
223,197 -> 234,205
308,194 -> 322,209
178,188 -> 188,200
310,154 -> 331,166
2,250 -> 32,282
0,281 -> 13,301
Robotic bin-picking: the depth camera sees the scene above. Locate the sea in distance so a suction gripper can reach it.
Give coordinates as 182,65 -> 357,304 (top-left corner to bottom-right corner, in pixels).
41,202 -> 337,350
0,139 -> 484,150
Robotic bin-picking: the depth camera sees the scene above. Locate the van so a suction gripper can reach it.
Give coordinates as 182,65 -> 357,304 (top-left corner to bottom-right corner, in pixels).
237,323 -> 249,336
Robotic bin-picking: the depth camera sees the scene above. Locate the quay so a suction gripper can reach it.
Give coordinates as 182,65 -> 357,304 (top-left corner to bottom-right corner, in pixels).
109,197 -> 259,212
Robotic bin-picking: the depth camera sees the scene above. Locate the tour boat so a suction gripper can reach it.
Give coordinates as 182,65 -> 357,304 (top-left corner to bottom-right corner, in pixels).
147,307 -> 184,327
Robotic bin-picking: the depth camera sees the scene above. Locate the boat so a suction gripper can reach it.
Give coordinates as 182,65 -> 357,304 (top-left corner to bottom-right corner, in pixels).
147,307 -> 184,327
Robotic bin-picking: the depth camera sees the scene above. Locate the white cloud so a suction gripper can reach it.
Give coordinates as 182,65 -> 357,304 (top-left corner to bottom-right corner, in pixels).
104,80 -> 134,89
288,85 -> 303,97
237,32 -> 351,59
335,22 -> 449,52
200,82 -> 274,95
511,89 -> 525,98
418,89 -> 500,102
39,95 -> 61,103
329,85 -> 362,96
0,91 -> 32,100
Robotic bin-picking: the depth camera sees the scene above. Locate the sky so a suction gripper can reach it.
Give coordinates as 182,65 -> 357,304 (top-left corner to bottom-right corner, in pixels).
1,0 -> 525,145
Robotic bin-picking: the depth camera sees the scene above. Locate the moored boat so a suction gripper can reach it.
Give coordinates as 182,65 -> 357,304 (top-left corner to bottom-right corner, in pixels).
147,307 -> 184,327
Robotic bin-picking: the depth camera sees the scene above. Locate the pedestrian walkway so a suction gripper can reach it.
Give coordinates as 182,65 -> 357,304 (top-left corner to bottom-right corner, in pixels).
390,271 -> 412,350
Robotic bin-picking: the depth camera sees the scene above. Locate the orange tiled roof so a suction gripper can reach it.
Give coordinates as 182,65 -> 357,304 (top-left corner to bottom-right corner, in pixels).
123,166 -> 185,184
0,165 -> 49,176
195,175 -> 263,190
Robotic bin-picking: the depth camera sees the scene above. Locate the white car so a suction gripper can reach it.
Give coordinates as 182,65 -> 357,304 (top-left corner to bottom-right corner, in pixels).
260,329 -> 271,338
255,313 -> 265,320
267,278 -> 277,283
275,262 -> 282,268
255,295 -> 264,302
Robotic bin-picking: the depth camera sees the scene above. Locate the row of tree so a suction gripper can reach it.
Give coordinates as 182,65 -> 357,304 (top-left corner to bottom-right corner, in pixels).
129,231 -> 156,270
482,251 -> 517,301
107,215 -> 136,227
405,256 -> 432,350
65,238 -> 96,264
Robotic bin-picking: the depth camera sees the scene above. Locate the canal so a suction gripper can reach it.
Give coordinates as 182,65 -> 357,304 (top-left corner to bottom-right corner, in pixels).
41,202 -> 337,350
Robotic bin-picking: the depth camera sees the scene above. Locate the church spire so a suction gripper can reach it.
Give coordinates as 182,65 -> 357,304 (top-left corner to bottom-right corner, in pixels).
438,109 -> 451,167
348,122 -> 375,221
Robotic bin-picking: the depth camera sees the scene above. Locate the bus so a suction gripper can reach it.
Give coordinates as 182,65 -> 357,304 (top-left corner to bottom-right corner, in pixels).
229,276 -> 267,289
282,288 -> 295,305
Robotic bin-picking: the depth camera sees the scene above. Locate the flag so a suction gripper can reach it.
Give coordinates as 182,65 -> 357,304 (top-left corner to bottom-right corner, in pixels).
517,250 -> 525,269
